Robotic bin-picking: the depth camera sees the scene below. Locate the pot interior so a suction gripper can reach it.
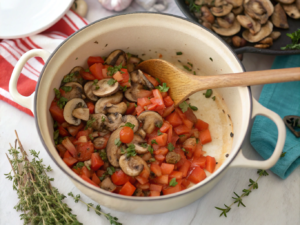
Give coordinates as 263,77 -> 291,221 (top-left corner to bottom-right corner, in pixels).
35,13 -> 251,194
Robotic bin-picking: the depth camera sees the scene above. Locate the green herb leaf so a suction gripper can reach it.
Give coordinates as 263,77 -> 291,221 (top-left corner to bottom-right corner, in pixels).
85,117 -> 96,130
54,88 -> 61,99
100,150 -> 108,162
215,205 -> 231,217
120,85 -> 127,92
281,29 -> 300,50
210,57 -> 213,61
151,139 -> 158,145
189,103 -> 198,111
169,178 -> 178,187
155,77 -> 161,84
280,152 -> 286,158
193,71 -> 196,75
141,143 -> 148,148
93,79 -> 99,85
179,134 -> 185,138
53,130 -> 59,144
57,97 -> 68,109
122,122 -> 135,130
156,122 -> 163,128
179,101 -> 189,113
61,86 -> 72,92
121,144 -> 137,158
85,68 -> 90,72
156,83 -> 169,92
157,130 -> 163,136
106,167 -> 115,175
148,158 -> 156,162
167,143 -> 175,152
53,121 -> 58,128
187,62 -> 193,67
183,65 -> 192,71
88,134 -> 94,140
182,148 -> 187,153
212,96 -> 216,101
107,63 -> 123,76
176,52 -> 183,55
114,138 -> 122,147
203,89 -> 213,98
148,145 -> 154,154
107,78 -> 117,86
101,116 -> 105,122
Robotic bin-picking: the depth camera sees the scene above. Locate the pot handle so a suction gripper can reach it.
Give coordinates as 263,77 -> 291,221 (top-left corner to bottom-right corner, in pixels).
230,98 -> 286,169
9,49 -> 51,113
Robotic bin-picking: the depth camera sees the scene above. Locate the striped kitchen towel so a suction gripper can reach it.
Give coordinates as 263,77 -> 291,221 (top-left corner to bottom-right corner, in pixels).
0,10 -> 88,116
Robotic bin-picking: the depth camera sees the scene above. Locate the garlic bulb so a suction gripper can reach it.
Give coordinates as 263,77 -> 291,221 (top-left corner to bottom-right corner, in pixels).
98,0 -> 132,11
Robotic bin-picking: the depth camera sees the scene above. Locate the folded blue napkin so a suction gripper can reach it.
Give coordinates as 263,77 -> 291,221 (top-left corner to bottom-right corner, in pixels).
250,54 -> 300,179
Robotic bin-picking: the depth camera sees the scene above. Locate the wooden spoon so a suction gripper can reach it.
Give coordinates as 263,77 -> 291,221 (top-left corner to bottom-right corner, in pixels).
137,59 -> 300,106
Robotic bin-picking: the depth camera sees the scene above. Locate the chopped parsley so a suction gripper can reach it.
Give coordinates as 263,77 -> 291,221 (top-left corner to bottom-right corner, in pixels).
193,71 -> 196,75
62,71 -> 79,83
126,52 -> 132,59
156,83 -> 169,92
169,178 -> 178,187
85,117 -> 96,130
120,85 -> 127,92
141,143 -> 148,148
86,164 -> 91,171
189,104 -> 198,111
121,144 -> 137,158
157,130 -> 163,136
148,158 -> 156,162
280,152 -> 286,158
155,77 -> 161,84
88,134 -> 94,140
281,29 -> 300,50
54,88 -> 61,99
187,62 -> 193,67
53,121 -> 58,128
148,145 -> 154,154
156,122 -> 163,128
114,138 -> 122,147
107,167 -> 115,176
53,130 -> 59,145
182,148 -> 188,153
196,138 -> 199,144
107,79 -> 117,86
209,57 -> 213,61
183,65 -> 192,71
61,86 -> 72,92
107,63 -> 123,76
99,150 -> 108,162
179,134 -> 185,138
122,122 -> 135,130
73,162 -> 84,169
101,116 -> 105,122
151,139 -> 158,145
203,89 -> 213,98
57,97 -> 68,109
212,96 -> 216,101
93,79 -> 100,90
167,143 -> 175,152
179,101 -> 189,113
176,52 -> 183,55
85,68 -> 90,72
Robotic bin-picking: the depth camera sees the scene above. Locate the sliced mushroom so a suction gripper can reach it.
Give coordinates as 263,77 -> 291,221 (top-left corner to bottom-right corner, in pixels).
202,21 -> 213,30
277,0 -> 295,4
259,37 -> 273,45
210,4 -> 233,17
106,113 -> 123,131
119,155 -> 148,176
84,81 -> 98,101
124,83 -> 145,102
232,5 -> 244,14
217,13 -> 235,28
106,128 -> 123,167
215,0 -> 228,6
92,78 -> 120,97
95,91 -> 123,114
131,70 -> 154,90
166,152 -> 181,164
134,188 -> 144,197
90,113 -> 107,131
237,14 -> 261,35
242,21 -> 273,43
137,111 -> 163,134
272,3 -> 289,29
296,0 -> 300,10
127,55 -> 143,73
254,43 -> 270,48
232,36 -> 247,47
101,177 -> 116,192
282,3 -> 300,19
63,98 -> 87,125
93,137 -> 107,149
72,108 -> 89,121
201,6 -> 215,23
62,82 -> 83,101
62,66 -> 84,85
119,115 -> 139,133
226,0 -> 243,7
106,102 -> 127,115
84,159 -> 91,168
212,19 -> 241,36
136,128 -> 146,139
105,49 -> 127,67
128,135 -> 150,154
268,31 -> 281,40
244,0 -> 274,24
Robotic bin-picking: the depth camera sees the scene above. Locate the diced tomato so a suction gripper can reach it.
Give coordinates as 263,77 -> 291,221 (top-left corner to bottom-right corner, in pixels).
184,108 -> 197,123
195,119 -> 209,131
129,176 -> 136,185
63,156 -> 77,167
169,171 -> 183,180
81,166 -> 92,178
91,153 -> 104,171
87,102 -> 95,114
183,138 -> 197,158
205,156 -> 216,173
63,150 -> 72,159
187,166 -> 206,184
102,68 -> 108,78
111,170 -> 130,185
162,183 -> 182,195
153,175 -> 169,185
137,97 -> 151,107
96,170 -> 106,177
171,132 -> 179,147
93,137 -> 108,150
89,63 -> 104,80
120,126 -> 134,143
56,144 -> 67,158
113,71 -> 123,81
163,96 -> 174,107
174,125 -> 191,135
194,143 -> 205,158
136,105 -> 144,116
162,104 -> 175,118
166,112 -> 182,127
136,183 -> 150,190
126,102 -> 136,114
191,156 -> 207,168
146,103 -> 157,111
62,137 -> 77,158
135,176 -> 148,185
92,173 -> 101,185
153,89 -> 163,100
150,163 -> 162,177
76,130 -> 91,140
120,69 -> 130,82
161,92 -> 168,98
137,89 -> 153,98
119,181 -> 136,196
120,81 -> 131,88
175,108 -> 194,129
72,167 -> 82,175
167,126 -> 173,144
150,98 -> 165,110
154,147 -> 168,156
199,129 -> 212,144
58,126 -> 69,137
81,174 -> 98,187
67,123 -> 84,136
150,184 -> 163,192
80,70 -> 96,80
76,141 -> 94,161
153,133 -> 168,146
178,160 -> 191,177
160,122 -> 170,133
161,163 -> 175,175
49,100 -> 65,123
87,56 -> 105,67
144,73 -> 159,86
139,167 -> 150,180
150,191 -> 161,197
181,179 -> 191,188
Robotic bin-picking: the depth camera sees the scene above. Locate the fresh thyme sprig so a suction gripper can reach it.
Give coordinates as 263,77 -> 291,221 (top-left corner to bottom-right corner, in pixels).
215,169 -> 269,217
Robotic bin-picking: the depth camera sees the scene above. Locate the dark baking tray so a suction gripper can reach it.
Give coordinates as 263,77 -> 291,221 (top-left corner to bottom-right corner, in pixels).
175,0 -> 300,55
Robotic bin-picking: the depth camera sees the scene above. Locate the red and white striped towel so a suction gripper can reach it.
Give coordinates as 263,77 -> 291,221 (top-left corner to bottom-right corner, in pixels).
0,10 -> 88,116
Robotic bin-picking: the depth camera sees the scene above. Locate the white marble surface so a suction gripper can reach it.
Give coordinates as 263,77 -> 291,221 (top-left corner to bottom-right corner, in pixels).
1,1 -> 300,224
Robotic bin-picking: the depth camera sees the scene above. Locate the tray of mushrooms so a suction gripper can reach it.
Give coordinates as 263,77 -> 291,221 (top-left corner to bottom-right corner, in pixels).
176,0 -> 300,55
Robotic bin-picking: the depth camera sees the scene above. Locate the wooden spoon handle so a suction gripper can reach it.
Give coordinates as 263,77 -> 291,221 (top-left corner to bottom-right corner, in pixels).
194,67 -> 300,90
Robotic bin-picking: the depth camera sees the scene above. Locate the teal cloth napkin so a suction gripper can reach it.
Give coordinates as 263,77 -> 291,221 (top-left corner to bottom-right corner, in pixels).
250,54 -> 300,179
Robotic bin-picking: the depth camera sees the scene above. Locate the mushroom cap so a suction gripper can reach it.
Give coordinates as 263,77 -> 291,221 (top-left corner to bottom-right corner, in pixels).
124,83 -> 144,102
62,66 -> 84,85
282,3 -> 300,19
244,0 -> 274,24
119,115 -> 139,133
269,31 -> 281,40
232,5 -> 244,15
92,78 -> 120,97
105,49 -> 127,67
237,14 -> 261,35
277,0 -> 295,4
216,13 -> 235,28
90,113 -> 107,131
106,127 -> 123,167
296,0 -> 300,10
93,137 -> 107,149
271,3 -> 289,29
94,91 -> 123,114
63,82 -> 83,101
201,6 -> 215,24
72,108 -> 89,121
137,111 -> 163,134
212,19 -> 241,36
119,155 -> 148,177
106,102 -> 127,115
136,128 -> 146,139
63,98 -> 87,125
131,70 -> 154,90
210,4 -> 233,17
128,135 -> 149,154
106,113 -> 123,131
226,0 -> 244,7
242,20 -> 273,42
100,177 -> 116,192
84,81 -> 98,101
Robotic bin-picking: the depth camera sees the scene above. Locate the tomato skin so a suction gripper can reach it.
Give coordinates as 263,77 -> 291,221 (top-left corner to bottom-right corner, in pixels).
160,122 -> 171,133
87,56 -> 104,67
58,126 -> 69,137
89,63 -> 104,80
136,183 -> 150,190
153,133 -> 168,146
49,100 -> 65,123
187,166 -> 206,184
81,166 -> 93,178
120,126 -> 134,143
76,141 -> 94,161
153,175 -> 169,185
154,147 -> 168,155
205,156 -> 216,173
119,181 -> 136,196
87,102 -> 95,114
113,71 -> 123,81
137,98 -> 151,107
111,170 -> 130,186
76,130 -> 91,140
136,176 -> 148,185
80,70 -> 96,80
91,153 -> 104,171
56,144 -> 67,158
169,171 -> 183,180
67,122 -> 84,137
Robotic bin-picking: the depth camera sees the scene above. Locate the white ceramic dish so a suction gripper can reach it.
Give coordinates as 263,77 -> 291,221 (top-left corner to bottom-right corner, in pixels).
0,0 -> 73,39
9,13 -> 286,214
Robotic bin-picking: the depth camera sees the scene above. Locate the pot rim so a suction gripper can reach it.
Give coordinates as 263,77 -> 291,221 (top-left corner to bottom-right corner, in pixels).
34,12 -> 251,201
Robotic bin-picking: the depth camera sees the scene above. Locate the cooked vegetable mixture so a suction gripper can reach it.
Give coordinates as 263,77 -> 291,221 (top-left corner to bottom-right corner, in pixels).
50,49 -> 216,197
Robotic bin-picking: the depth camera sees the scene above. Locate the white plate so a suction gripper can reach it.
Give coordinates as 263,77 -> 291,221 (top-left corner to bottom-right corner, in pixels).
0,0 -> 73,39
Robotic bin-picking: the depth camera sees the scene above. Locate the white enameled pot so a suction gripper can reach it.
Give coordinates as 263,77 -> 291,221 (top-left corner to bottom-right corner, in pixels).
9,13 -> 286,214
